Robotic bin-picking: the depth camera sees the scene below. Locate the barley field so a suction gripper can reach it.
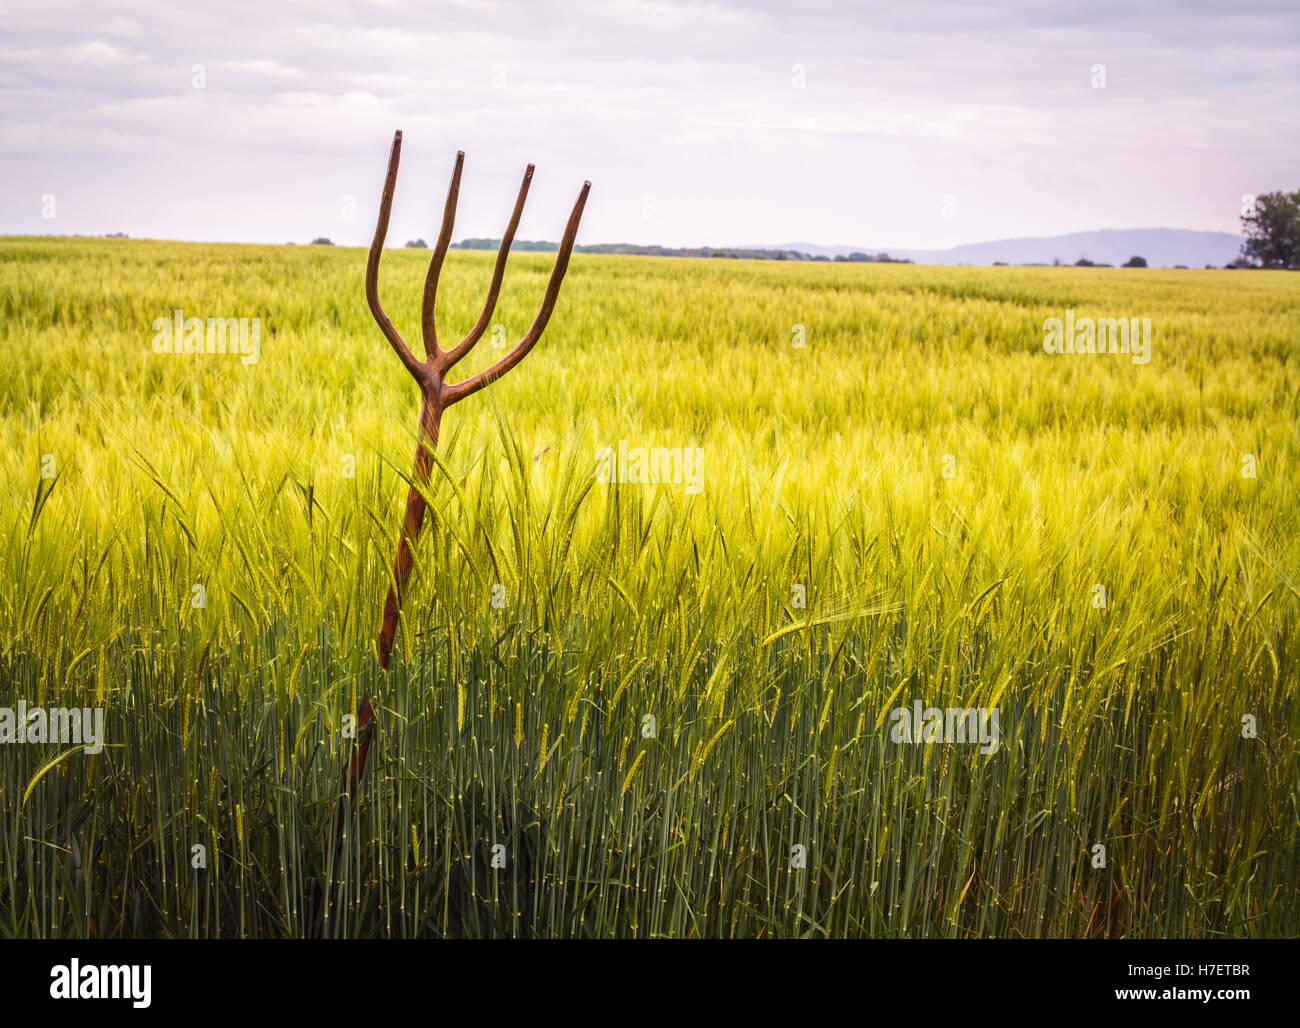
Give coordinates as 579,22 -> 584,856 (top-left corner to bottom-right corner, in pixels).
1,235 -> 1297,938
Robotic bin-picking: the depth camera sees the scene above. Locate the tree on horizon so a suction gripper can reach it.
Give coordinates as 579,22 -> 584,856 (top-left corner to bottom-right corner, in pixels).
1240,190 -> 1300,269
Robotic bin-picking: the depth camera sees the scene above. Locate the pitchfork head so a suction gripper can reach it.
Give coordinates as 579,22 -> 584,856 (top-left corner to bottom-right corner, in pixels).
365,130 -> 590,408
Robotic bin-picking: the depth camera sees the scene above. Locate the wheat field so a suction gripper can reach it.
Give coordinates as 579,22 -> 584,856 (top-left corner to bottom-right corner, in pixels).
1,235 -> 1297,937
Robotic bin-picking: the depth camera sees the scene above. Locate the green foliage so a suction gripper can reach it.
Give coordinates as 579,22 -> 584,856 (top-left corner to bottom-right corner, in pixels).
1241,190 -> 1300,269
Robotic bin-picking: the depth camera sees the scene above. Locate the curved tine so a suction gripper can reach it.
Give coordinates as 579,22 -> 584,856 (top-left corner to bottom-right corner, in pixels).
444,180 -> 590,407
420,151 -> 464,357
366,131 -> 424,383
440,164 -> 534,373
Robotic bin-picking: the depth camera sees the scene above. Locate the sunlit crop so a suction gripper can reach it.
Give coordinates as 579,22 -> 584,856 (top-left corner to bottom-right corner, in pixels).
2,236 -> 1297,937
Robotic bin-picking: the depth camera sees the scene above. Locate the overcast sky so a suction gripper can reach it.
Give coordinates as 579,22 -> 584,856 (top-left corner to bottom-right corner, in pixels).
2,0 -> 1296,250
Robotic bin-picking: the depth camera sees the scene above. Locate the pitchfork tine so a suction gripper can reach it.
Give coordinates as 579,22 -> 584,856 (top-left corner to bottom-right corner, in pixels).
440,164 -> 535,373
421,151 -> 465,356
366,131 -> 424,383
443,179 -> 590,406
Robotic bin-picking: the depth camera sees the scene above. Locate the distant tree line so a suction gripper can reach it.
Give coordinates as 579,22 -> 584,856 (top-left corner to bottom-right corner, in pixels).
447,239 -> 913,263
305,191 -> 1300,269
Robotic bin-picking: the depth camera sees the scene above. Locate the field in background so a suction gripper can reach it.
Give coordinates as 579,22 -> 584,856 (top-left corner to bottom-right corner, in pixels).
1,236 -> 1297,937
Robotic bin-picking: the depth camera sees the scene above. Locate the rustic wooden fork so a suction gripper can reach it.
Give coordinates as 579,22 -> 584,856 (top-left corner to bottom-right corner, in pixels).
367,130 -> 589,669
312,131 -> 589,934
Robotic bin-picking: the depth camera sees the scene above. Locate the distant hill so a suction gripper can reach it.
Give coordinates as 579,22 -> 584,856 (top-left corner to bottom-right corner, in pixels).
757,229 -> 1244,268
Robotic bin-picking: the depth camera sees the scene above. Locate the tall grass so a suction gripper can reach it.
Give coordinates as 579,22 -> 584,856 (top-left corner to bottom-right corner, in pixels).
1,236 -> 1297,937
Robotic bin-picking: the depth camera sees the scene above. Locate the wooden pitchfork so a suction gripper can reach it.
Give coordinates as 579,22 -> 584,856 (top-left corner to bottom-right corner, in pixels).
314,132 -> 588,930
367,131 -> 590,670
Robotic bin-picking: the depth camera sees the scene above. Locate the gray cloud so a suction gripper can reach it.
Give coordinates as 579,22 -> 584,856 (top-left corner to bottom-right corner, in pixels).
2,0 -> 1296,248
